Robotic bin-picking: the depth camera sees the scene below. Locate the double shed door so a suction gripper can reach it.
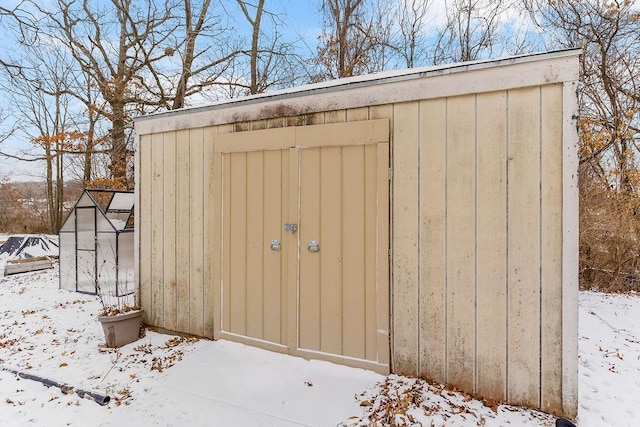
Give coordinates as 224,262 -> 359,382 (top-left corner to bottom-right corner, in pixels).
213,119 -> 390,373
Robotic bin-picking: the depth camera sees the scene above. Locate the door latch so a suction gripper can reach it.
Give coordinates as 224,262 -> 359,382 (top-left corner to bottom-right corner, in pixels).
283,223 -> 298,232
270,239 -> 281,250
308,240 -> 319,252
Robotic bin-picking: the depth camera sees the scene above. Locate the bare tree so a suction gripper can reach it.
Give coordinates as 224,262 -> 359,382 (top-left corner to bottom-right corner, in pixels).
59,64 -> 110,186
37,0 -> 179,188
0,44 -> 78,233
166,0 -> 247,109
315,0 -> 393,80
527,0 -> 640,290
0,1 -> 36,76
6,0 -> 305,193
0,108 -> 17,148
77,68 -> 105,184
432,0 -> 513,64
237,0 -> 266,94
230,0 -> 306,95
37,0 -> 255,185
394,0 -> 433,68
528,0 -> 640,190
171,0 -> 214,109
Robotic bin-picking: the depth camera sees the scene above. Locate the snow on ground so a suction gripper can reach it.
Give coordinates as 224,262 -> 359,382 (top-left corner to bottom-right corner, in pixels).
0,258 -> 638,426
0,264 -> 206,426
578,291 -> 640,427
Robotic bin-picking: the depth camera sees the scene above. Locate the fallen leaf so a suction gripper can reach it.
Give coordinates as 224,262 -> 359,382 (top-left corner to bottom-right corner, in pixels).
59,362 -> 68,367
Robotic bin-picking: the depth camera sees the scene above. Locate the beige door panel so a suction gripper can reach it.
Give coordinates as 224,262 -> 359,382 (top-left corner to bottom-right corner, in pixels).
215,120 -> 390,372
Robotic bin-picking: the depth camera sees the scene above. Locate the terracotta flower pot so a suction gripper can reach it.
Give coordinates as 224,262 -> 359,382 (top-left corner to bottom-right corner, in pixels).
98,309 -> 143,348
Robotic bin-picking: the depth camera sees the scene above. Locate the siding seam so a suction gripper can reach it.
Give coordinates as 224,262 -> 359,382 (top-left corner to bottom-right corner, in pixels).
202,131 -> 206,335
340,147 -> 344,354
389,105 -> 395,372
174,133 -> 179,331
165,133 -> 170,329
187,136 -> 191,333
417,101 -> 421,375
244,152 -> 248,336
538,86 -> 544,409
261,152 -> 265,340
473,94 -> 478,394
149,138 -> 153,322
444,98 -> 449,383
505,90 -> 510,400
319,147 -> 323,352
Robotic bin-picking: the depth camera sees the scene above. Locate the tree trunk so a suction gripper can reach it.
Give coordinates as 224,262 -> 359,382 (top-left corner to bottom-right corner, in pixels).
250,0 -> 265,94
110,102 -> 129,188
55,138 -> 64,233
83,120 -> 95,185
45,143 -> 55,233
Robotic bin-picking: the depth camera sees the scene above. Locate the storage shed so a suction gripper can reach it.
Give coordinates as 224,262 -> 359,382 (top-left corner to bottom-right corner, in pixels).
134,49 -> 580,417
59,189 -> 135,296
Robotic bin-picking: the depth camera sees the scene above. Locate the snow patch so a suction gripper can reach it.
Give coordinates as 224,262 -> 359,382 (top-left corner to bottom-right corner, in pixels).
0,264 -> 638,425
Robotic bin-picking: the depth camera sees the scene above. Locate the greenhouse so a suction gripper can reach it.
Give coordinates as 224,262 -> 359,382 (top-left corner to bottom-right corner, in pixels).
59,189 -> 135,297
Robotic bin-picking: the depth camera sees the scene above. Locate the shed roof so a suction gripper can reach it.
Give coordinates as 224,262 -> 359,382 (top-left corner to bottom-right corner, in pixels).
134,48 -> 581,135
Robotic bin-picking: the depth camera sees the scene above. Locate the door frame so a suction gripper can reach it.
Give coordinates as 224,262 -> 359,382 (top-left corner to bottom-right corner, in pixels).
211,119 -> 390,373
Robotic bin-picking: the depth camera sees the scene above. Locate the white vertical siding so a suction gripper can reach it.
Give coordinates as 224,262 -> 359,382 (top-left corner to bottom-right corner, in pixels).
390,83 -> 574,416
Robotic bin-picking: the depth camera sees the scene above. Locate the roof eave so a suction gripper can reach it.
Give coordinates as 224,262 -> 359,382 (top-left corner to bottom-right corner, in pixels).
134,48 -> 581,135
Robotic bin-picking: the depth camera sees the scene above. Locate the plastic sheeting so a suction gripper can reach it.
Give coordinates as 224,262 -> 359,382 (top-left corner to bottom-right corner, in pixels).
0,235 -> 59,259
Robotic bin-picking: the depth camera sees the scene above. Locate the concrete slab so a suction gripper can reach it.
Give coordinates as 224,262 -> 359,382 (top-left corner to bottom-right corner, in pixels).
156,340 -> 384,426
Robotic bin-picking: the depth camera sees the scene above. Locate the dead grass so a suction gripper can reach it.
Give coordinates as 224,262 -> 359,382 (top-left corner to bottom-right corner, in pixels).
580,167 -> 640,293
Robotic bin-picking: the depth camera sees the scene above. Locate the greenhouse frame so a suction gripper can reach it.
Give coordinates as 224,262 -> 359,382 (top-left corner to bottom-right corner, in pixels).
59,189 -> 135,297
